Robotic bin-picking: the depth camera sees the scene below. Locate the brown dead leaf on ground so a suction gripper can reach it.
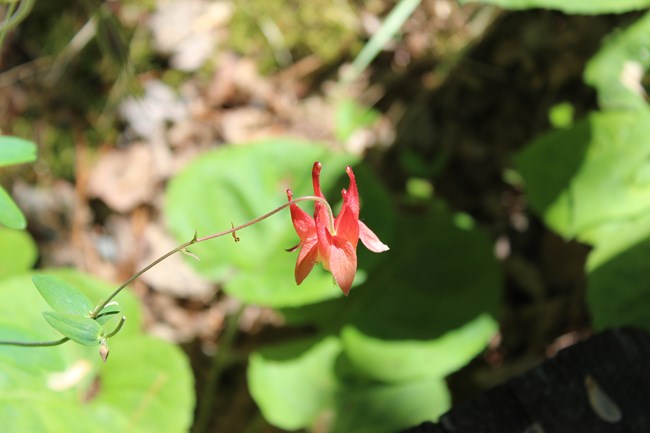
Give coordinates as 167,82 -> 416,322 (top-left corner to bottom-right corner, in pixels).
87,143 -> 160,213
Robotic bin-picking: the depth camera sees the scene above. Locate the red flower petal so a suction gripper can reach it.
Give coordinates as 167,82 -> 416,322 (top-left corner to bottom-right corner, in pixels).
311,162 -> 330,227
312,162 -> 325,198
359,221 -> 389,252
329,237 -> 357,296
314,202 -> 332,267
343,167 -> 360,217
287,189 -> 315,241
334,202 -> 359,247
295,237 -> 319,285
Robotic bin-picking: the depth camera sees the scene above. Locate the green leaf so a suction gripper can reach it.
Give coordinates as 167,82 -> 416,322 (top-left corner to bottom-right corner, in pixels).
249,203 -> 495,431
33,275 -> 94,316
42,311 -> 103,346
515,110 -> 650,243
90,335 -> 195,433
587,236 -> 650,332
248,336 -> 342,430
0,185 -> 26,229
0,227 -> 36,280
248,335 -> 452,433
582,211 -> 650,271
348,204 -> 500,341
341,314 -> 497,383
458,0 -> 650,13
165,138 -> 361,307
330,378 -> 450,433
585,12 -> 650,111
0,136 -> 37,167
0,270 -> 194,433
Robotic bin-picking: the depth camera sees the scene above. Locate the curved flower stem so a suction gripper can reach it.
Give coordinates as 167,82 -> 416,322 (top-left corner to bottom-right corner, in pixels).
0,337 -> 69,347
0,195 -> 333,348
91,236 -> 197,318
195,195 -> 334,243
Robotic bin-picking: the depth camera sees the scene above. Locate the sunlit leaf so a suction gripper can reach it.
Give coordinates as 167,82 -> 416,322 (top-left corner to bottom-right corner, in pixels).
515,110 -> 650,246
42,311 -> 102,346
341,314 -> 497,383
248,336 -> 342,430
587,235 -> 650,333
0,185 -> 26,229
33,275 -> 94,317
0,270 -> 194,433
90,335 -> 195,433
585,12 -> 650,110
458,0 -> 650,13
330,378 -> 450,433
165,139 -> 362,307
0,136 -> 37,167
348,204 -> 500,341
0,228 -> 37,280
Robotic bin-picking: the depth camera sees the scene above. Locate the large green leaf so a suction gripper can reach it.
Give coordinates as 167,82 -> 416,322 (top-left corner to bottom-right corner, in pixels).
581,211 -> 650,271
330,378 -> 449,433
587,236 -> 650,333
341,313 -> 497,383
165,139 -> 363,307
459,0 -> 650,13
0,185 -> 27,229
89,335 -> 194,433
347,204 -> 501,341
515,110 -> 650,247
0,136 -> 37,167
248,336 -> 342,430
585,12 -> 650,111
248,335 -> 452,433
0,270 -> 194,433
249,202 -> 497,432
0,227 -> 37,280
33,275 -> 94,316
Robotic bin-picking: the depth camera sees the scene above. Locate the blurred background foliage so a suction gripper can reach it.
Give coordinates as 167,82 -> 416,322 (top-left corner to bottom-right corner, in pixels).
2,0 -> 650,432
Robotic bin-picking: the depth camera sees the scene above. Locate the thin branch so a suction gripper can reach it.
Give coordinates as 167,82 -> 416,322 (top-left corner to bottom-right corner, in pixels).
0,337 -> 69,347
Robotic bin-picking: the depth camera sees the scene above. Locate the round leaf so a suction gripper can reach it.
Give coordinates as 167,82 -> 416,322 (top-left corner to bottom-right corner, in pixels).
348,204 -> 501,341
341,313 -> 497,383
515,111 -> 650,244
330,378 -> 450,433
0,185 -> 26,229
585,12 -> 650,111
0,227 -> 37,280
0,270 -> 193,433
165,139 -> 358,307
587,236 -> 650,332
248,336 -> 342,430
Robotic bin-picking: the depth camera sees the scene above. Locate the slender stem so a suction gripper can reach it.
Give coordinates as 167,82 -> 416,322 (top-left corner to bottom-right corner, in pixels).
0,337 -> 69,347
0,0 -> 35,57
91,237 -> 196,317
1,195 -> 332,348
105,316 -> 126,338
195,195 -> 333,243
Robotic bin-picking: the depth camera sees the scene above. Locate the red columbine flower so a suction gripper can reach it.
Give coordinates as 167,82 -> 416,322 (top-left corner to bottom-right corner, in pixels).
286,162 -> 389,295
